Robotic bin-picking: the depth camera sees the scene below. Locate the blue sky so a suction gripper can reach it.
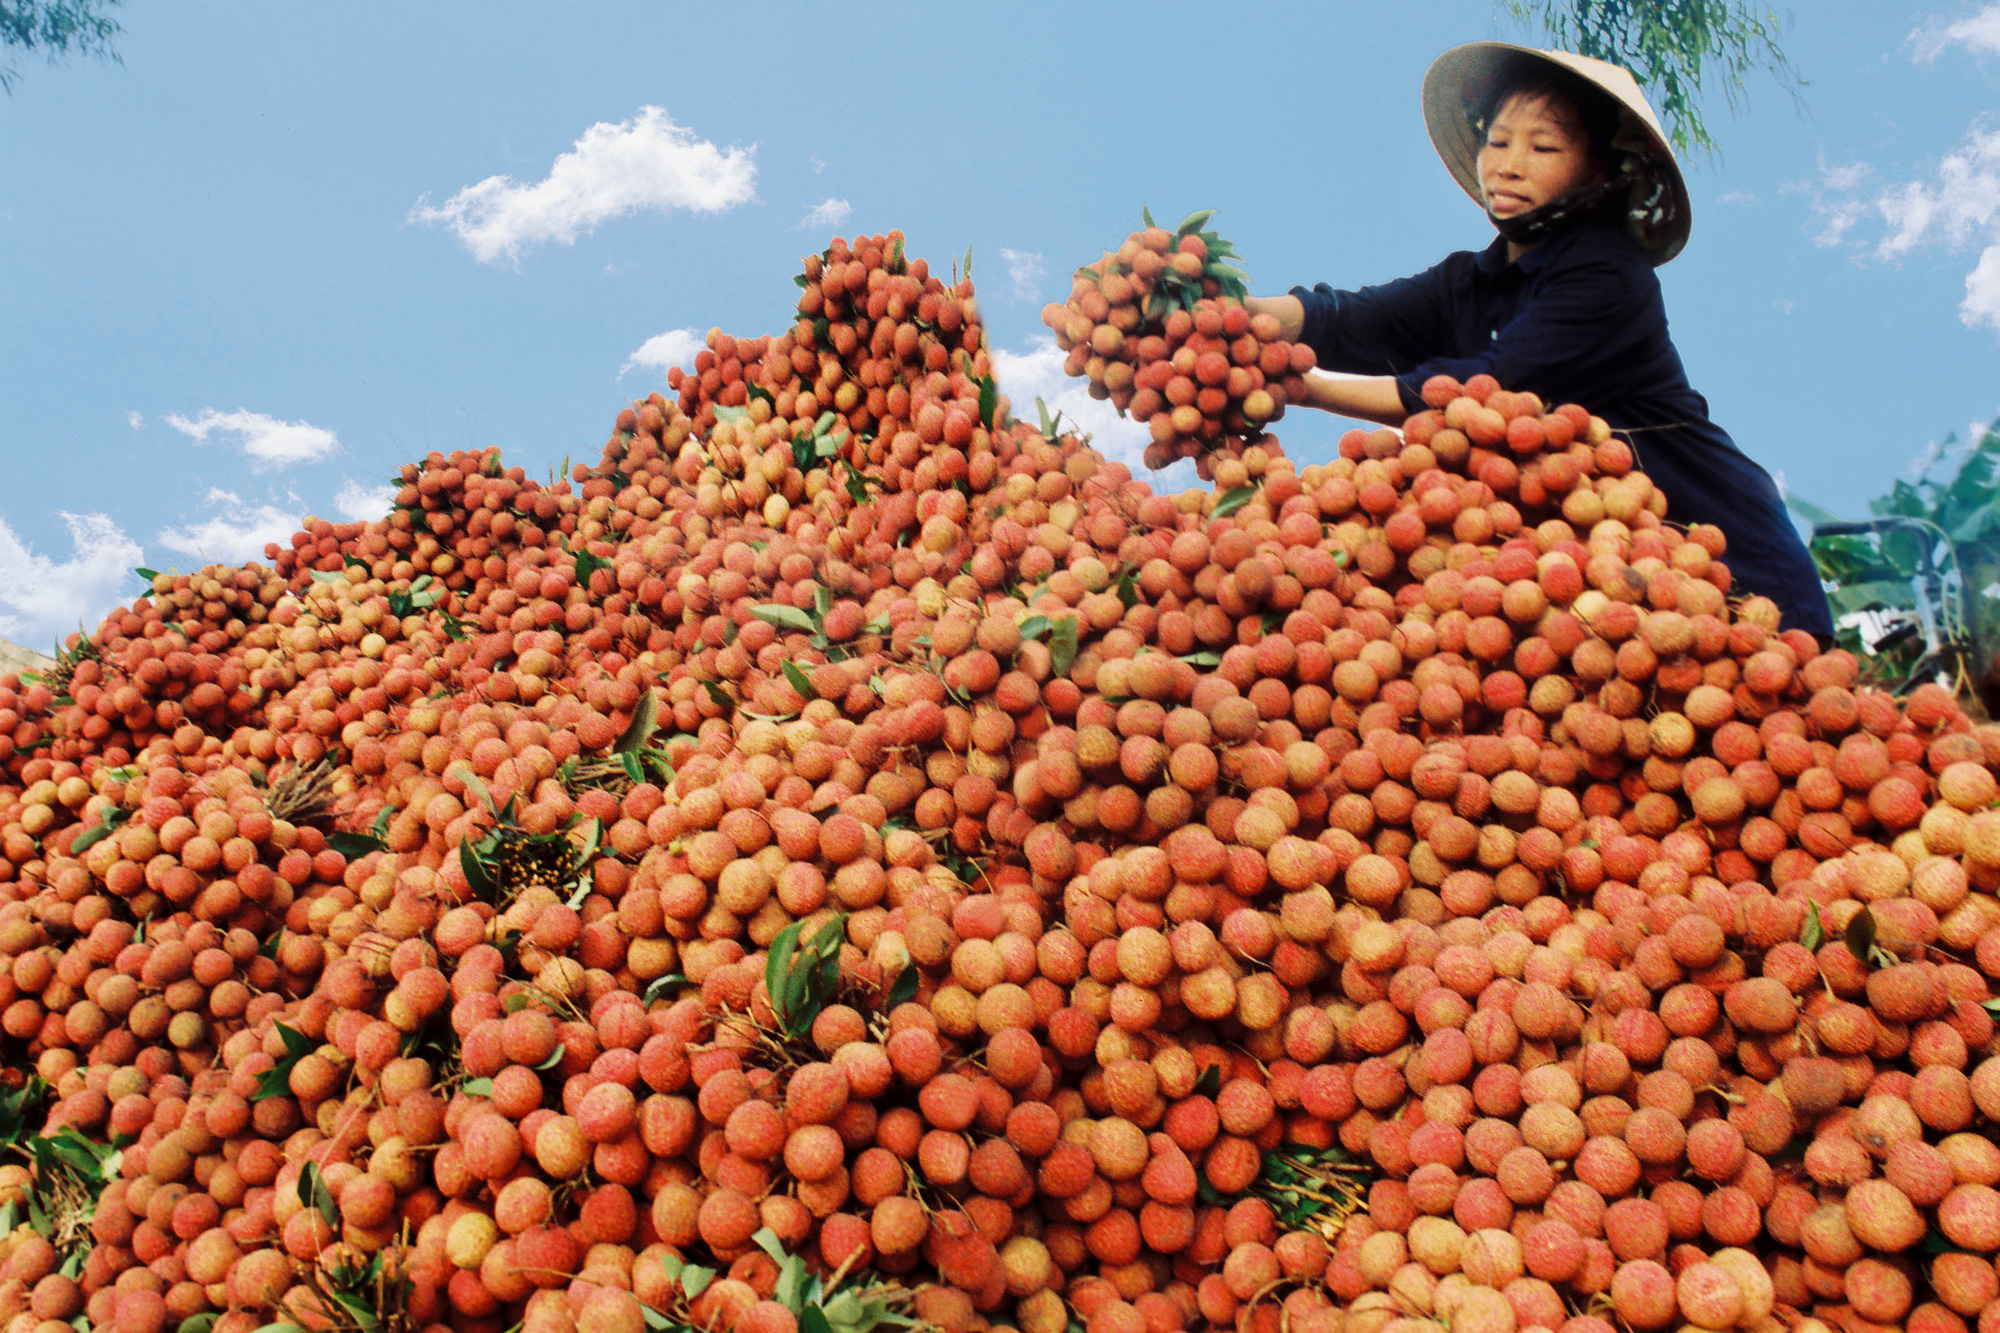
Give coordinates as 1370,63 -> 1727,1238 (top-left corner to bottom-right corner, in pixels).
2,1 -> 1997,649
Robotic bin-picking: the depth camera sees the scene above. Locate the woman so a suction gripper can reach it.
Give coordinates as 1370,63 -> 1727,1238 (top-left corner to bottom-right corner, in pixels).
1247,42 -> 1832,641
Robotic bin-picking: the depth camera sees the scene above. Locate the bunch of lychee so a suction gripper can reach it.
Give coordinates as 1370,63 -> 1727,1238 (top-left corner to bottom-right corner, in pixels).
1042,211 -> 1315,474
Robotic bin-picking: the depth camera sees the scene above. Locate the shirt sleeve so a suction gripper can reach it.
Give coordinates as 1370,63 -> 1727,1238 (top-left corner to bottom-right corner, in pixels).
1289,257 -> 1463,399
1388,253 -> 1646,413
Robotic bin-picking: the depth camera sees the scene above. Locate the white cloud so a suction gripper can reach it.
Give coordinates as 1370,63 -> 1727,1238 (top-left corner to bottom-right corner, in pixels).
1914,4 -> 2000,60
1807,123 -> 2000,331
1713,190 -> 1756,207
333,479 -> 397,522
620,327 -> 705,378
799,197 -> 851,230
0,511 -> 146,649
808,155 -> 827,175
126,411 -> 143,430
1965,243 -> 2000,327
1798,159 -> 1874,246
1873,125 -> 2000,259
156,490 -> 302,566
990,336 -> 1197,491
163,408 -> 339,470
998,248 -> 1047,300
411,107 -> 757,266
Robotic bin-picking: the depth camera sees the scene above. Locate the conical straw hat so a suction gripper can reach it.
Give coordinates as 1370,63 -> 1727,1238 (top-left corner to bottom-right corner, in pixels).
1422,41 -> 1691,264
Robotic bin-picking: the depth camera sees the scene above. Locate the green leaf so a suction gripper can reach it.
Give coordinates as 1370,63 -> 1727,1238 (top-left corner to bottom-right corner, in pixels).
134,567 -> 161,588
753,603 -> 817,634
176,1315 -> 220,1333
457,768 -> 497,816
751,1227 -> 788,1266
1212,485 -> 1257,519
887,965 -> 919,1010
1018,615 -> 1050,642
977,373 -> 998,432
641,973 -> 688,1005
1140,204 -> 1156,229
572,814 -> 603,875
1844,905 -> 1877,967
1048,616 -> 1080,679
714,404 -> 750,424
614,689 -> 661,753
962,244 -> 973,282
459,840 -> 495,900
534,1044 -> 567,1071
299,1160 -> 339,1229
799,1309 -> 833,1333
327,831 -> 386,858
68,805 -> 130,854
461,1078 -> 494,1097
703,680 -> 733,711
746,382 -> 776,410
249,1324 -> 310,1333
765,921 -> 805,1024
1192,1064 -> 1223,1098
1176,208 -> 1216,237
572,548 -> 608,592
680,1266 -> 714,1299
275,1022 -> 312,1059
781,659 -> 815,700
1177,650 -> 1223,667
774,1251 -> 811,1313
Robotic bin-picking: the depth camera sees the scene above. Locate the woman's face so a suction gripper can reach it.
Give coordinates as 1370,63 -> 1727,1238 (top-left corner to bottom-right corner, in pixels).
1477,91 -> 1602,218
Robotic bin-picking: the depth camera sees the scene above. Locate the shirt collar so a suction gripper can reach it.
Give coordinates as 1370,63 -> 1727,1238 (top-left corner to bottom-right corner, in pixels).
1471,224 -> 1585,279
1472,234 -> 1512,277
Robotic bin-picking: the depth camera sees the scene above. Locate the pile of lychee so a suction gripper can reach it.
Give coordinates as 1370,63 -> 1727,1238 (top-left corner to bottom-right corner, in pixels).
0,232 -> 1995,1333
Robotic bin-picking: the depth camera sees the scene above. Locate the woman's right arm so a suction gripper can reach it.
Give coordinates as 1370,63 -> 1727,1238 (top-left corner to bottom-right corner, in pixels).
1244,267 -> 1458,425
1249,260 -> 1465,413
1292,372 -> 1410,427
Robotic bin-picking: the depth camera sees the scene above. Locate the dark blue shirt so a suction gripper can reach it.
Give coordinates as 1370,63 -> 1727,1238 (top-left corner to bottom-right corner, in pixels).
1290,222 -> 1832,640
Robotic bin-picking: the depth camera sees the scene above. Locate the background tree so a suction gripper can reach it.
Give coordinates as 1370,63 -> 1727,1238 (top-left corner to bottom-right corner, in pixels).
1,0 -> 122,93
1790,421 -> 2000,713
1502,1 -> 1803,156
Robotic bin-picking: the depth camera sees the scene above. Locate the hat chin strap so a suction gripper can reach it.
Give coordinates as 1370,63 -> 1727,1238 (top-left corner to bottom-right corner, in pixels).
1486,173 -> 1627,246
1486,149 -> 1677,251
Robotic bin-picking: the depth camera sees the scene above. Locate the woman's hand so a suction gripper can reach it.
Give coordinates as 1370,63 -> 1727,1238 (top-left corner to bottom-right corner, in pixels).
1244,294 -> 1407,425
1243,294 -> 1305,342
